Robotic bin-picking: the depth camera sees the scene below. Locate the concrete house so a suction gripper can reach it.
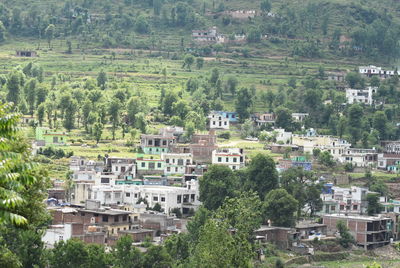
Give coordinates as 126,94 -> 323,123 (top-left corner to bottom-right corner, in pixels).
377,141 -> 400,171
136,157 -> 165,177
161,153 -> 193,175
212,148 -> 245,170
338,148 -> 378,168
140,134 -> 177,155
16,50 -> 37,57
345,87 -> 377,105
35,127 -> 68,146
359,65 -> 398,78
323,214 -> 393,249
192,26 -> 225,44
291,113 -> 309,123
252,113 -> 275,127
209,111 -> 230,130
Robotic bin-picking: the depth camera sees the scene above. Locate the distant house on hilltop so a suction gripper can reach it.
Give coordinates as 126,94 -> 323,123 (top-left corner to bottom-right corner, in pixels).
16,50 -> 37,57
192,26 -> 226,44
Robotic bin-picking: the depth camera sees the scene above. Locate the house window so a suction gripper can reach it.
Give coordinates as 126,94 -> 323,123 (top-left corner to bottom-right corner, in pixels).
177,195 -> 182,204
175,167 -> 178,172
353,205 -> 358,210
123,215 -> 127,221
153,196 -> 158,202
226,157 -> 229,162
157,163 -> 162,168
134,193 -> 138,198
102,215 -> 108,222
101,178 -> 110,184
163,140 -> 167,146
59,236 -> 63,241
166,159 -> 170,164
121,166 -> 126,172
331,206 -> 335,211
161,197 -> 165,202
148,140 -> 153,145
178,159 -> 184,165
167,167 -> 171,172
233,158 -> 237,162
232,166 -> 236,170
149,163 -> 155,169
115,216 -> 119,222
218,157 -> 222,162
340,205 -> 345,210
126,193 -> 130,197
141,162 -> 146,168
115,166 -> 119,171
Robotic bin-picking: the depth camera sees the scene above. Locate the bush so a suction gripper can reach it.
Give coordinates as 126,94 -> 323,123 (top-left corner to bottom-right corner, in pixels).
171,208 -> 182,218
217,131 -> 231,140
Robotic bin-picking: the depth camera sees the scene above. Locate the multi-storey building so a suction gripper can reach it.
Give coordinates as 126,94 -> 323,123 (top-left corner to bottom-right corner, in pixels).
140,134 -> 177,155
208,111 -> 230,130
161,153 -> 193,175
345,87 -> 377,105
338,148 -> 378,168
211,148 -> 245,170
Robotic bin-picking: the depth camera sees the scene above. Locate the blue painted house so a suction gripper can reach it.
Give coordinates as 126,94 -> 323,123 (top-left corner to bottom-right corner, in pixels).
216,111 -> 238,123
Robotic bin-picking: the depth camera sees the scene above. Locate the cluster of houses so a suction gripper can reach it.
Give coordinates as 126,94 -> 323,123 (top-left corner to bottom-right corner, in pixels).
359,65 -> 399,78
192,26 -> 249,45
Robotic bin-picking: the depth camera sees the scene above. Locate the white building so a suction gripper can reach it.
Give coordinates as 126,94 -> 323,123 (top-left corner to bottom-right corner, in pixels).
292,113 -> 309,123
292,132 -> 351,160
212,148 -> 245,170
161,153 -> 193,175
90,180 -> 200,214
359,65 -> 397,78
345,87 -> 377,105
320,186 -> 372,215
42,224 -> 74,248
273,128 -> 292,144
209,111 -> 230,130
338,148 -> 378,167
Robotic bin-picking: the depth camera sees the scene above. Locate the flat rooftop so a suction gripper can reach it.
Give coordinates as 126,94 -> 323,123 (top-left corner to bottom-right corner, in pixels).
323,214 -> 391,221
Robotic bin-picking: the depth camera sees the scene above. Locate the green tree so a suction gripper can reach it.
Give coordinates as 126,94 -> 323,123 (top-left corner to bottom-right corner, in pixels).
373,111 -> 388,140
85,244 -> 110,268
0,103 -> 39,225
63,99 -> 78,132
260,0 -> 272,13
275,107 -> 293,131
196,57 -> 204,69
50,239 -> 88,268
235,87 -> 253,122
135,15 -> 150,34
45,24 -> 55,48
226,76 -> 238,96
97,70 -> 107,90
108,99 -> 121,140
336,220 -> 354,248
6,71 -> 21,105
190,219 -> 253,268
199,165 -> 238,210
264,189 -> 298,227
345,72 -> 362,88
0,21 -> 6,43
183,54 -> 195,70
24,78 -> 37,115
245,154 -> 279,199
142,245 -> 172,268
318,151 -> 335,167
37,103 -> 45,126
347,104 -> 363,144
367,193 -> 383,216
93,122 -> 103,144
112,235 -> 142,268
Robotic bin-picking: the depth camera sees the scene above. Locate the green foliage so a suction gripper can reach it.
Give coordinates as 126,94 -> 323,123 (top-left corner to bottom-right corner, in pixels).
318,151 -> 335,167
245,153 -> 279,199
336,220 -> 354,248
264,189 -> 298,227
366,193 -> 383,216
112,235 -> 142,268
199,165 -> 238,210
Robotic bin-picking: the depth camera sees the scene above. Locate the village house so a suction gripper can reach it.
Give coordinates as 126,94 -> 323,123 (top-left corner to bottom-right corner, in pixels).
338,148 -> 378,168
175,130 -> 217,162
136,157 -> 165,177
359,65 -> 398,78
212,148 -> 245,170
16,50 -> 37,57
224,10 -> 258,20
323,214 -> 393,249
277,156 -> 312,172
292,129 -> 351,159
140,134 -> 177,155
291,113 -> 309,123
326,71 -> 346,82
35,127 -> 68,146
208,111 -> 230,130
161,153 -> 193,175
252,112 -> 275,127
345,87 -> 377,105
319,185 -> 372,215
192,26 -> 225,44
377,141 -> 400,171
254,226 -> 299,250
20,115 -> 35,126
90,180 -> 200,215
269,128 -> 292,144
269,144 -> 303,154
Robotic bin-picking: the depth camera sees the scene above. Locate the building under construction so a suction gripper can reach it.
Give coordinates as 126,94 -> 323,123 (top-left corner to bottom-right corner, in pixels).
323,214 -> 393,249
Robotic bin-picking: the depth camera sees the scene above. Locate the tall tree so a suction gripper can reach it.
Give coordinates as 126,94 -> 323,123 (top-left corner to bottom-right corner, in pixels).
6,71 -> 21,105
112,235 -> 142,268
199,165 -> 238,210
97,70 -> 107,90
235,87 -> 253,122
45,24 -> 55,48
263,189 -> 298,227
108,99 -> 121,140
245,153 -> 279,199
24,78 -> 37,115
